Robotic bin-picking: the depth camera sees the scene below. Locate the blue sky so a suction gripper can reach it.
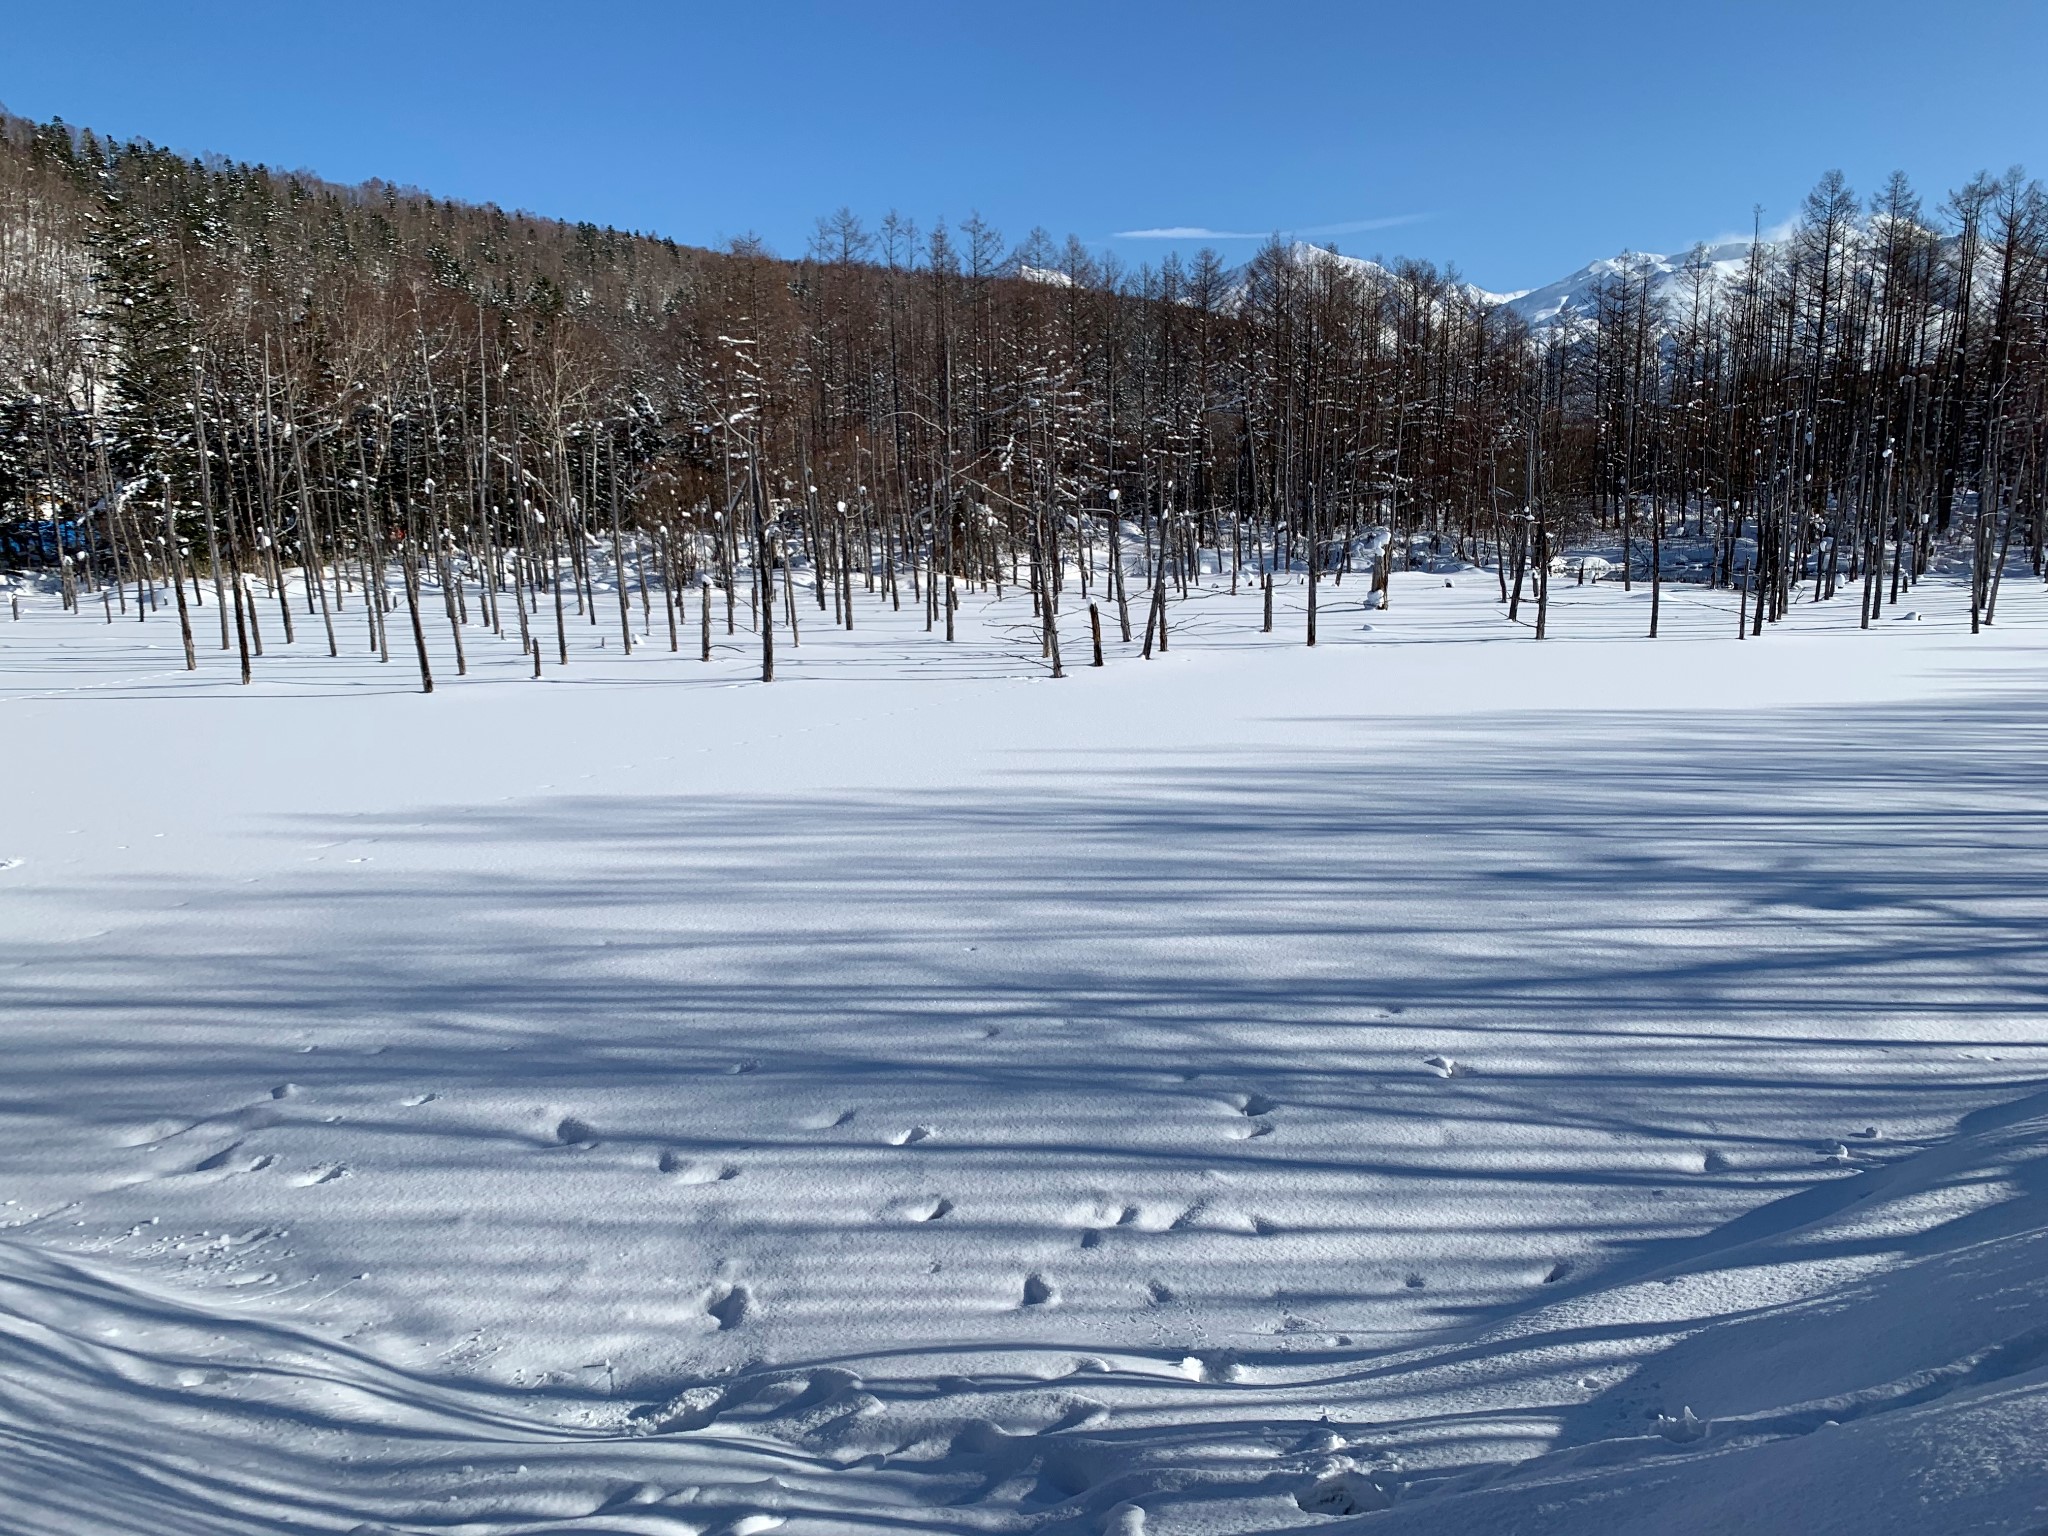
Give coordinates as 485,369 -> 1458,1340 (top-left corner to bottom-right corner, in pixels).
6,1 -> 2043,292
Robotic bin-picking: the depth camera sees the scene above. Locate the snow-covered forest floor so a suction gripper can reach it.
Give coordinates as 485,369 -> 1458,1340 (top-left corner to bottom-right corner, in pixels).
4,566 -> 2048,1535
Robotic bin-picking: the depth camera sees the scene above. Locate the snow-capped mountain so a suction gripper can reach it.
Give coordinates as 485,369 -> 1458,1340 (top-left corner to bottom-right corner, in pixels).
1498,240 -> 1759,328
1285,238 -> 1765,329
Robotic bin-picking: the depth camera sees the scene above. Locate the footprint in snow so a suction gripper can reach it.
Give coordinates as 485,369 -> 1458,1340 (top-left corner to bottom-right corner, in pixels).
1234,1092 -> 1277,1117
190,1144 -> 276,1175
1297,1471 -> 1390,1516
629,1383 -> 728,1435
555,1117 -> 598,1147
889,1126 -> 934,1146
1022,1273 -> 1056,1307
659,1151 -> 739,1183
705,1283 -> 751,1330
895,1195 -> 953,1221
192,1141 -> 247,1173
1078,1199 -> 1140,1244
1193,1350 -> 1242,1383
401,1092 -> 438,1107
1422,1055 -> 1457,1078
295,1164 -> 349,1187
594,1483 -> 668,1515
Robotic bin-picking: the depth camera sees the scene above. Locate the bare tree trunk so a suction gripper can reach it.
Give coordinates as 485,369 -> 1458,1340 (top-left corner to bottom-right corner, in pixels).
401,540 -> 434,693
163,480 -> 197,670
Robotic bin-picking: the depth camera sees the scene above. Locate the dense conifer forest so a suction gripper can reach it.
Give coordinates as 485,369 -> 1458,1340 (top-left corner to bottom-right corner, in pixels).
2,111 -> 2042,683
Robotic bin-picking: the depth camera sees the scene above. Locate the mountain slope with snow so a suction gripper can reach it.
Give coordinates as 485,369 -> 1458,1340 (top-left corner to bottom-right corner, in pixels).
1282,237 -> 1762,328
1499,240 -> 1761,328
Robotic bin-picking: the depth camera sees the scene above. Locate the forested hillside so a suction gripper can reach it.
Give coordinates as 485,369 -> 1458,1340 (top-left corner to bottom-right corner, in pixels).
1,111 -> 2042,682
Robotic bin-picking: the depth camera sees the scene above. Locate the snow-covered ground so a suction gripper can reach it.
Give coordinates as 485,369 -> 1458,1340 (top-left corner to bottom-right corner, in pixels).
3,565 -> 2047,1535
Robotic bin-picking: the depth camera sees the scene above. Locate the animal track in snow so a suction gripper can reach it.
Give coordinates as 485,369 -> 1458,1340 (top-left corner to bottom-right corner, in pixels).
295,1164 -> 349,1187
1422,1055 -> 1458,1078
659,1151 -> 739,1183
1235,1092 -> 1277,1117
1193,1350 -> 1242,1383
896,1196 -> 953,1221
555,1117 -> 597,1147
1022,1273 -> 1056,1307
400,1092 -> 438,1107
191,1141 -> 246,1173
1298,1470 -> 1391,1516
888,1126 -> 934,1146
1072,1198 -> 1139,1228
629,1383 -> 728,1435
798,1108 -> 856,1130
706,1283 -> 751,1330
593,1483 -> 669,1516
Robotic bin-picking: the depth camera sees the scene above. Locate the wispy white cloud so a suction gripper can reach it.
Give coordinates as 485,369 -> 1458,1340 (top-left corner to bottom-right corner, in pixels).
1114,225 -> 1264,240
1114,213 -> 1430,241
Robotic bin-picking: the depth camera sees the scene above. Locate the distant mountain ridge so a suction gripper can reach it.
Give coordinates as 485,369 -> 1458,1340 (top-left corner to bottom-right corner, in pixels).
1287,239 -> 1767,329
1497,240 -> 1761,327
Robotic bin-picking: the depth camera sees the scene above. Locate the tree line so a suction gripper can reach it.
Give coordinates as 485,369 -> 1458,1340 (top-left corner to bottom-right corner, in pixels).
1,111 -> 2042,687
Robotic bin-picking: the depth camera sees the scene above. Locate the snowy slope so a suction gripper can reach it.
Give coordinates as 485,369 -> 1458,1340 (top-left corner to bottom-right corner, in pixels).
1280,239 -> 1755,327
1282,243 -> 1519,315
1499,240 -> 1759,329
2,566 -> 2046,1534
